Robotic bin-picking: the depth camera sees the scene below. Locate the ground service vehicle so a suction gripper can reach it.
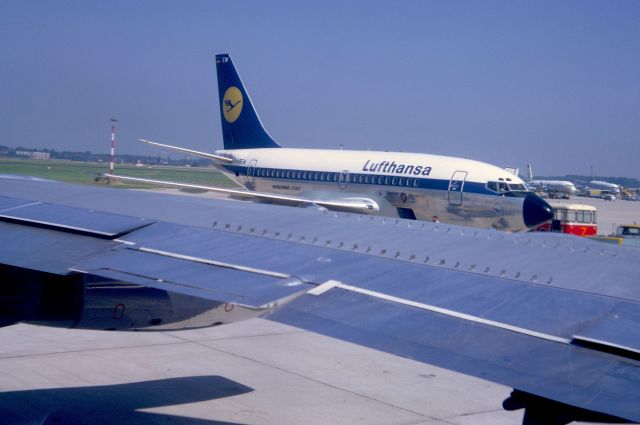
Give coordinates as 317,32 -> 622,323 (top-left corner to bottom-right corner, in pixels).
614,224 -> 640,247
535,203 -> 597,236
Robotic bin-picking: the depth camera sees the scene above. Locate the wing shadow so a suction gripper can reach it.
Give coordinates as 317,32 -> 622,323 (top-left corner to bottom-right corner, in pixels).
0,375 -> 253,425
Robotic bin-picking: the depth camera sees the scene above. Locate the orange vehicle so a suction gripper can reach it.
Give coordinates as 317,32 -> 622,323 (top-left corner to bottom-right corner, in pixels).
534,203 -> 597,236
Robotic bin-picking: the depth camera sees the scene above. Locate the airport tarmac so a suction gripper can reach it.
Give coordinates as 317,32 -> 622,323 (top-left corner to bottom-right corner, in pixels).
1,188 -> 637,424
0,320 -> 524,425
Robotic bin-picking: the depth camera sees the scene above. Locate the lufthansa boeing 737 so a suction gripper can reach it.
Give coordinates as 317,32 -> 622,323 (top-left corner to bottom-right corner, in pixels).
110,54 -> 553,232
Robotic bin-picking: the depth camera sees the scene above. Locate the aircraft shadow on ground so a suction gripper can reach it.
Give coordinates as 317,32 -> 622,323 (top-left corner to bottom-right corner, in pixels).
0,375 -> 253,425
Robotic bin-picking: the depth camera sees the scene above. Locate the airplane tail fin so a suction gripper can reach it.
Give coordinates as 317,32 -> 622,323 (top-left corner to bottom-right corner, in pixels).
216,54 -> 281,150
527,163 -> 533,182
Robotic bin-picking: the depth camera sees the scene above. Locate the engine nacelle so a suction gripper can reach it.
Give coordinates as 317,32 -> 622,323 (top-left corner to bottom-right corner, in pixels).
0,266 -> 270,331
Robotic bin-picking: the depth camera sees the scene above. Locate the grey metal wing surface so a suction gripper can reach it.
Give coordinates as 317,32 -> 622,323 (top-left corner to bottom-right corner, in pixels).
0,175 -> 639,422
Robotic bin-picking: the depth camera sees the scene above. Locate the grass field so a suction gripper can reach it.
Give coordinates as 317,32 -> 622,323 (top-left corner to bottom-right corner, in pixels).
0,158 -> 237,189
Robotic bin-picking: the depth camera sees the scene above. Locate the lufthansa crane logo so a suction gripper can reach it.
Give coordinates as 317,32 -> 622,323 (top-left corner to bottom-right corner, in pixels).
222,86 -> 243,123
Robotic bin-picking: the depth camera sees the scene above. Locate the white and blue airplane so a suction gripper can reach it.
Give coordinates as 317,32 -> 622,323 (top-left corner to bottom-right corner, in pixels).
588,180 -> 621,196
526,163 -> 577,199
111,54 -> 553,232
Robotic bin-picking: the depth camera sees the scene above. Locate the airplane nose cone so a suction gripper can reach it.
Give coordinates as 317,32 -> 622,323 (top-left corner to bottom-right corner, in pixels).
523,192 -> 553,228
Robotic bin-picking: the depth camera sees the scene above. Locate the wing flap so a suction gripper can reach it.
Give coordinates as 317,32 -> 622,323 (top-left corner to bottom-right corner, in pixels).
573,303 -> 640,357
268,287 -> 640,423
0,195 -> 36,211
0,197 -> 151,237
0,222 -> 120,275
73,247 -> 310,307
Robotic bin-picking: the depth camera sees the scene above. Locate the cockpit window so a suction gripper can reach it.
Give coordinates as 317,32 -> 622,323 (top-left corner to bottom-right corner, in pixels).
488,181 -> 528,193
507,183 -> 527,192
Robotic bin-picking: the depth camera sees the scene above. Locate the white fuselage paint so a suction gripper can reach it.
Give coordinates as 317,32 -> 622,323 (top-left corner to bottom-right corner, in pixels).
214,148 -> 534,232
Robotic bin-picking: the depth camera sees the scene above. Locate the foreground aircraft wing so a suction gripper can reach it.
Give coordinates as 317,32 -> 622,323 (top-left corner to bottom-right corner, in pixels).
0,175 -> 639,423
106,173 -> 380,214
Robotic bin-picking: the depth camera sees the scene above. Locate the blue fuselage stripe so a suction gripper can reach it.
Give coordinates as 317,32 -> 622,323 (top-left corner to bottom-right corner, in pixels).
221,165 -> 509,197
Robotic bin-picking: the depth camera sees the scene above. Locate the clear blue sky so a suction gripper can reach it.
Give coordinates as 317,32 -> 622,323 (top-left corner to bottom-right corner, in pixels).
1,0 -> 639,178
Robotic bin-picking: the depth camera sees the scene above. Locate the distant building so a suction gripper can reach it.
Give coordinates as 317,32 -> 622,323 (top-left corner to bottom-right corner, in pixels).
15,150 -> 50,160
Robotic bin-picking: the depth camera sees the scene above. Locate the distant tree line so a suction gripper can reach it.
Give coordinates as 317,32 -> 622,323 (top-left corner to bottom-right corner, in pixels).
0,145 -> 213,167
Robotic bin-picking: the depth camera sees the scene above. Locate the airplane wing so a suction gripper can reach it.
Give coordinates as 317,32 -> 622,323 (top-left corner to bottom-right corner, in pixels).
0,175 -> 639,423
106,173 -> 380,214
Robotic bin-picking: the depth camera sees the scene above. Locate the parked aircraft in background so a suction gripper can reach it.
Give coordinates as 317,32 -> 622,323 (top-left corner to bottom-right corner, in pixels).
109,54 -> 553,232
588,180 -> 621,196
526,163 -> 577,199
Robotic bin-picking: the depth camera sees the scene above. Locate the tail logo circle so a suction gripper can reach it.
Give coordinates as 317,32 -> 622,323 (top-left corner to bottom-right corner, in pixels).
222,86 -> 243,123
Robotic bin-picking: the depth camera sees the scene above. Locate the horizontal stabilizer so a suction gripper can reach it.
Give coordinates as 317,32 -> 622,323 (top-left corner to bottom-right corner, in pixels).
138,139 -> 233,163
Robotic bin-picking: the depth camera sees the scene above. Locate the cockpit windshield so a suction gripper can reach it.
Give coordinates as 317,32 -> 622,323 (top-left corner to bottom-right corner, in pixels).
507,183 -> 527,192
487,181 -> 529,193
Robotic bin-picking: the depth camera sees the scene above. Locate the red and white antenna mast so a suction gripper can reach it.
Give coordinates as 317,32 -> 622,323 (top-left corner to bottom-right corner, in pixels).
109,118 -> 118,174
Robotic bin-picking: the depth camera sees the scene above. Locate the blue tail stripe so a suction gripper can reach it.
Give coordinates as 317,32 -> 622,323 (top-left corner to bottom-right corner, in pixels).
216,54 -> 281,150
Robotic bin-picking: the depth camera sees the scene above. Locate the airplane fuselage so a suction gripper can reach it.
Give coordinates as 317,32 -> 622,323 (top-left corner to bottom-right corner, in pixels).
528,180 -> 577,197
215,148 -> 547,232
